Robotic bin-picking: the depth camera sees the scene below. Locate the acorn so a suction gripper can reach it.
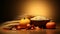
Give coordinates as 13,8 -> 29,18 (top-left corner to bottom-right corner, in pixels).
31,25 -> 35,30
16,25 -> 21,30
26,24 -> 31,30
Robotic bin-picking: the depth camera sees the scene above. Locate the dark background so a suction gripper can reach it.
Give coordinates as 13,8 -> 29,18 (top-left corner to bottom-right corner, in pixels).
0,0 -> 60,24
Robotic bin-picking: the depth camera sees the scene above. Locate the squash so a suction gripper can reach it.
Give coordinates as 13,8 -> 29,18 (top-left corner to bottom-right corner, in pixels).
19,18 -> 30,28
20,18 -> 30,25
46,22 -> 56,29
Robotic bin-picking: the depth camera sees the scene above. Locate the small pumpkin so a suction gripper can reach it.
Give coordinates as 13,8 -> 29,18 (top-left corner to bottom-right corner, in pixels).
46,22 -> 56,29
19,18 -> 30,28
20,18 -> 30,25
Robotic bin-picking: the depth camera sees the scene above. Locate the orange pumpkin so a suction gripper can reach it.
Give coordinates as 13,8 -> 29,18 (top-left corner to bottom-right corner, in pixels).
46,22 -> 56,29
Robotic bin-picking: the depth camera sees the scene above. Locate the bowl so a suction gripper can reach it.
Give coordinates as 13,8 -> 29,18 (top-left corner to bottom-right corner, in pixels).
30,20 -> 50,29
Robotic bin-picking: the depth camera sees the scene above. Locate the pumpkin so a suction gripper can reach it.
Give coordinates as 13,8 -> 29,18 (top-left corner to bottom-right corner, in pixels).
19,18 -> 30,28
46,22 -> 56,29
20,18 -> 30,25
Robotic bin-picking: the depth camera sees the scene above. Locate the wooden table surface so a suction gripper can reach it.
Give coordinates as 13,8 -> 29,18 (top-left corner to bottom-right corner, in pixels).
0,29 -> 60,34
0,21 -> 60,34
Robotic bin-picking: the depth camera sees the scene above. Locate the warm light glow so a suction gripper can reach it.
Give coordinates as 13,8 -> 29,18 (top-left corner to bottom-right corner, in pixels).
17,1 -> 55,19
